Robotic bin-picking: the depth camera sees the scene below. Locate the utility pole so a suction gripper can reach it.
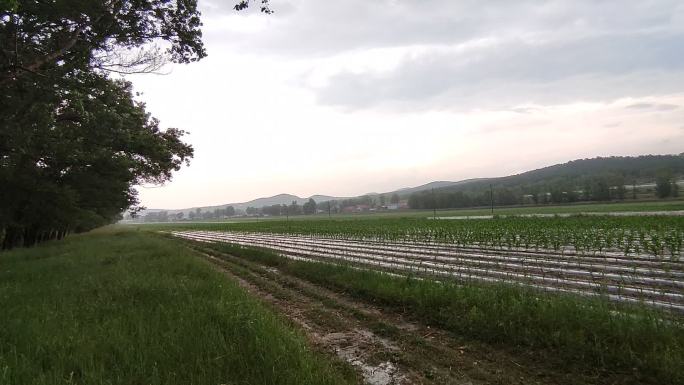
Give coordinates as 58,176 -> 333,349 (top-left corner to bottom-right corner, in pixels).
328,201 -> 331,218
490,184 -> 494,215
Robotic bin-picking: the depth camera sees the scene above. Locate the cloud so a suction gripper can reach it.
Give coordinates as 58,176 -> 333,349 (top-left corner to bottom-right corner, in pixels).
625,102 -> 680,111
195,0 -> 684,111
603,122 -> 622,128
202,0 -> 684,55
309,32 -> 684,110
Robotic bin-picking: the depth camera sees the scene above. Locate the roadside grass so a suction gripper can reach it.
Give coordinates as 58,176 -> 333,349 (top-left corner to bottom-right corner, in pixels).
0,229 -> 356,385
202,241 -> 684,385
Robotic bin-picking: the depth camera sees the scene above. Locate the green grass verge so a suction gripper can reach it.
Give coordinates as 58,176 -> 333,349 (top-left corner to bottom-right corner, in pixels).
0,229 -> 355,385
203,242 -> 684,384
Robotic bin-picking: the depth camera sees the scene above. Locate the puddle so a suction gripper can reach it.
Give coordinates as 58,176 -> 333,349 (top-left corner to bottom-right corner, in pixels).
320,330 -> 406,385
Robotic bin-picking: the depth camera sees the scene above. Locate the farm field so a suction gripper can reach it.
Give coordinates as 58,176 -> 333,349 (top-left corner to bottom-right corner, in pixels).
171,228 -> 684,312
166,215 -> 684,311
156,214 -> 684,384
0,229 -> 356,385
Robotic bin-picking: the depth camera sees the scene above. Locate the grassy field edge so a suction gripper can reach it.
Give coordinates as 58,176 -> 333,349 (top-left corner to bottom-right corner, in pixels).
0,229 -> 356,385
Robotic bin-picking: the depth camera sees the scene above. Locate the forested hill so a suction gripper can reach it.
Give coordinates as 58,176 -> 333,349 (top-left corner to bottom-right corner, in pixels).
434,155 -> 684,193
407,154 -> 684,209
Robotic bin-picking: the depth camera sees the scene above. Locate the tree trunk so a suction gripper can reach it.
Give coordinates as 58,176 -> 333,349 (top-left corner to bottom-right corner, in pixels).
1,226 -> 23,250
24,227 -> 37,247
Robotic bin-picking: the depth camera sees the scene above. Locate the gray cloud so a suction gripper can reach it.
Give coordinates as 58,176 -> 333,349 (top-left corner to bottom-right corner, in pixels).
626,103 -> 658,109
204,0 -> 684,54
313,32 -> 684,110
198,0 -> 684,110
626,102 -> 680,111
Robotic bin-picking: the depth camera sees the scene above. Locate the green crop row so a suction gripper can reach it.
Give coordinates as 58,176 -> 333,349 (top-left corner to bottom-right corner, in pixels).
145,215 -> 684,258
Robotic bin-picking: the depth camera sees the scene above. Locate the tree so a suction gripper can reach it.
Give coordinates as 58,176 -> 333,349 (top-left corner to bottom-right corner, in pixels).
288,201 -> 302,216
612,176 -> 626,200
592,179 -> 611,201
0,1 -> 212,249
1,1 -> 271,249
303,198 -> 317,215
549,186 -> 564,203
529,187 -> 540,204
495,188 -> 517,206
656,173 -> 673,198
1,73 -> 193,249
378,194 -> 386,206
390,193 -> 400,204
234,0 -> 273,13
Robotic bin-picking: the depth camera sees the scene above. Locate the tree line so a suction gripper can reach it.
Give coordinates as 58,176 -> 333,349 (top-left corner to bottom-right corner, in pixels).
139,206 -> 237,223
249,198 -> 320,217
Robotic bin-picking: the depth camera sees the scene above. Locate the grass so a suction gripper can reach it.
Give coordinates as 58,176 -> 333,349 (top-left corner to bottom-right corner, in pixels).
199,241 -> 684,385
0,229 -> 356,385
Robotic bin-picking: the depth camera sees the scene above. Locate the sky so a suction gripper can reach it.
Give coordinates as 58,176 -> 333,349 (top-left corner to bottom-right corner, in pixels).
129,0 -> 684,209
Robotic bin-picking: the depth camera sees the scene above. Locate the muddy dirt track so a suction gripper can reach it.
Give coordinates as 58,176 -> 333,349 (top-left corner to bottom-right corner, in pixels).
178,238 -> 651,385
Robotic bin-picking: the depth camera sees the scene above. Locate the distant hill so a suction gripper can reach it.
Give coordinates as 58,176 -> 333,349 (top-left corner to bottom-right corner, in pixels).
310,194 -> 351,203
390,179 -> 484,197
138,193 -> 350,217
405,154 -> 684,209
430,154 -> 684,194
134,154 -> 684,218
240,193 -> 303,209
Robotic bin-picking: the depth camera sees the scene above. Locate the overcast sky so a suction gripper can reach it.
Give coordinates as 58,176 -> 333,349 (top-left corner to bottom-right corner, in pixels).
130,0 -> 684,209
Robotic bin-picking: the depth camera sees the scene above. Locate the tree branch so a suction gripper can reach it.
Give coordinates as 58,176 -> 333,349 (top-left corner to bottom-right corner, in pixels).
22,25 -> 85,74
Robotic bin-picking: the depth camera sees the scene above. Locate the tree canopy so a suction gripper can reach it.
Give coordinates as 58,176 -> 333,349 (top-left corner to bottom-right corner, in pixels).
1,0 -> 206,82
0,0 -> 249,249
